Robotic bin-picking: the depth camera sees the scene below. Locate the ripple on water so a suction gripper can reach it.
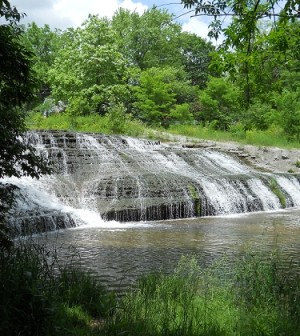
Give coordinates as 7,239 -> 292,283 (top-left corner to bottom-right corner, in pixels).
35,208 -> 300,292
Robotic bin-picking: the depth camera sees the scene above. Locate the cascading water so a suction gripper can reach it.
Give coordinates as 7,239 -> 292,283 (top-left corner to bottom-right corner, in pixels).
2,130 -> 300,234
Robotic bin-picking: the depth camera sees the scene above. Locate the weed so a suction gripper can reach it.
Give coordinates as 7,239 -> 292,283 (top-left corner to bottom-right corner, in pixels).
188,184 -> 201,216
268,177 -> 286,208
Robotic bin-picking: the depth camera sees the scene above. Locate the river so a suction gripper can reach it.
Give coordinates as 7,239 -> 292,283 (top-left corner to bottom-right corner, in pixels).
34,207 -> 300,292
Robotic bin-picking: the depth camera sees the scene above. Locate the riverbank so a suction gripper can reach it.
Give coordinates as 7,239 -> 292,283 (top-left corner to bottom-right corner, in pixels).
1,242 -> 300,336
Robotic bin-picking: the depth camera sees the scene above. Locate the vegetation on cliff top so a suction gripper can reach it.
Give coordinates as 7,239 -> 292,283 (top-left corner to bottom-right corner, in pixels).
19,1 -> 300,145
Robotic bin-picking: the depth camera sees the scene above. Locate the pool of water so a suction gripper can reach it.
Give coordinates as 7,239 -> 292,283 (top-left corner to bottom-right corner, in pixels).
34,208 -> 300,292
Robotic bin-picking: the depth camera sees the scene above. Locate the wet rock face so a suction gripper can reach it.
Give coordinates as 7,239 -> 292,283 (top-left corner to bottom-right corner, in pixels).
1,182 -> 76,236
9,210 -> 76,236
4,130 -> 300,233
23,131 -> 300,224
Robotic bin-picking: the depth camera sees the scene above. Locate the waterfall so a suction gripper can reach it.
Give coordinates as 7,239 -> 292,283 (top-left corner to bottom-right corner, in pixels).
2,130 -> 300,234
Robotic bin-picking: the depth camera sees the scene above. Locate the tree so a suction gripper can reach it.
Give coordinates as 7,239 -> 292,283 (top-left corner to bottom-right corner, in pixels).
133,67 -> 196,127
181,0 -> 300,42
21,22 -> 62,100
0,0 -> 49,179
0,0 -> 50,247
181,0 -> 300,107
112,8 -> 183,70
49,15 -> 130,115
179,32 -> 215,88
198,77 -> 242,129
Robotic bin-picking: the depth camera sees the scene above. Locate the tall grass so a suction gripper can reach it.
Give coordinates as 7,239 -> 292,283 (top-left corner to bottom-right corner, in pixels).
169,124 -> 300,149
0,242 -> 115,336
26,112 -> 300,149
26,112 -> 150,138
2,242 -> 300,335
104,253 -> 300,336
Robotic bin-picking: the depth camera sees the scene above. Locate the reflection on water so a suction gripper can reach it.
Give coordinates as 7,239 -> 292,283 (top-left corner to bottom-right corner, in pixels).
36,208 -> 300,292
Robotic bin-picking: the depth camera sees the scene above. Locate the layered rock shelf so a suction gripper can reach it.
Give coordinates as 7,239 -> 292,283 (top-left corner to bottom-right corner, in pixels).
2,130 -> 300,234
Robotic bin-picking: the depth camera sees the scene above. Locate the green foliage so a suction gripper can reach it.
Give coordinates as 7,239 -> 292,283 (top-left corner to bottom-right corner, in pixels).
181,1 -> 300,42
10,2 -> 300,143
243,100 -> 278,131
0,1 -> 50,248
274,89 -> 300,141
267,177 -> 286,208
169,123 -> 300,148
21,22 -> 62,101
49,15 -> 129,115
26,112 -> 150,138
112,8 -> 183,70
2,244 -> 300,336
0,1 -> 50,179
169,103 -> 194,125
107,100 -> 127,134
0,242 -> 115,336
133,67 -> 196,127
179,31 -> 215,88
104,252 -> 300,336
106,256 -> 231,335
198,77 -> 243,130
188,184 -> 201,216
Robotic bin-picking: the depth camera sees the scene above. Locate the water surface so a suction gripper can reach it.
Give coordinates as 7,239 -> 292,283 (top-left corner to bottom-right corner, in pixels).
37,208 -> 300,292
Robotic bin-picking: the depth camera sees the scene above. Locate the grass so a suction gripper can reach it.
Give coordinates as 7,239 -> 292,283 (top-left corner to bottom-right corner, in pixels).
168,124 -> 300,149
267,177 -> 287,208
0,241 -> 115,336
1,241 -> 300,336
26,112 -> 152,138
26,112 -> 300,149
104,253 -> 300,336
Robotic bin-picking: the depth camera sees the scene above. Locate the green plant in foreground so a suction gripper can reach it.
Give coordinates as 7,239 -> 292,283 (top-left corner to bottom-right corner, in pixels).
2,242 -> 300,336
0,242 -> 115,336
104,252 -> 300,336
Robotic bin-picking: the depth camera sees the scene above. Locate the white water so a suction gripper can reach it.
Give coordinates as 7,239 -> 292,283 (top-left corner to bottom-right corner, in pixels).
2,131 -> 300,232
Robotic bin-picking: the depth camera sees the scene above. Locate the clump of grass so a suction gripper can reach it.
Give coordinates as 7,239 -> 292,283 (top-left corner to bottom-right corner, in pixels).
2,242 -> 300,336
268,177 -> 287,208
106,256 -> 232,336
188,184 -> 201,216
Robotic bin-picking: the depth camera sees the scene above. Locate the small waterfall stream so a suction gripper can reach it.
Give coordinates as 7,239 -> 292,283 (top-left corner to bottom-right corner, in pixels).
2,130 -> 300,234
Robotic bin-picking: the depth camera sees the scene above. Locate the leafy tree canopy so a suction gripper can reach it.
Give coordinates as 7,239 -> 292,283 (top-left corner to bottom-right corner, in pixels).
0,0 -> 49,179
133,66 -> 196,127
49,15 -> 130,116
181,0 -> 300,42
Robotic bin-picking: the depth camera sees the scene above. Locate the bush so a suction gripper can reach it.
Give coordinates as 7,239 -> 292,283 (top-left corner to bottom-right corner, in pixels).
107,100 -> 127,134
